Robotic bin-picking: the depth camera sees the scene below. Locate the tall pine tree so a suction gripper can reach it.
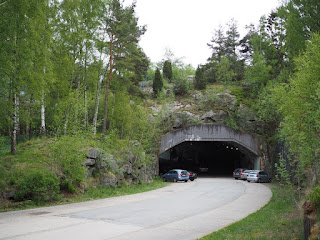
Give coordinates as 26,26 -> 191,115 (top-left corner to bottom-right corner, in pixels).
153,68 -> 163,95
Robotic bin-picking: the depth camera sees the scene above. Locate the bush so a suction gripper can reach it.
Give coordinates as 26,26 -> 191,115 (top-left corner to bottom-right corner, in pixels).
308,186 -> 320,209
60,179 -> 76,194
14,169 -> 60,203
173,77 -> 190,96
50,135 -> 87,187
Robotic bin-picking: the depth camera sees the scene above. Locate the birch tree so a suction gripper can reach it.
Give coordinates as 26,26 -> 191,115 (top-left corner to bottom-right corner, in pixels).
0,0 -> 34,153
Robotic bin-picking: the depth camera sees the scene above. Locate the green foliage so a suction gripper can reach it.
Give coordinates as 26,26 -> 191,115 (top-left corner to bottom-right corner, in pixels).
216,57 -> 236,83
14,169 -> 60,203
163,60 -> 173,81
308,186 -> 320,209
202,88 -> 225,108
60,179 -> 76,194
271,34 -> 320,169
274,154 -> 292,186
173,77 -> 190,96
194,66 -> 206,90
153,68 -> 163,96
229,86 -> 246,102
244,52 -> 272,94
50,135 -> 88,187
224,114 -> 239,131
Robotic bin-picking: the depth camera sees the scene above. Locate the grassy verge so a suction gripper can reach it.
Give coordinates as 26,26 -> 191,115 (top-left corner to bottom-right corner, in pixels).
0,177 -> 169,212
200,184 -> 304,240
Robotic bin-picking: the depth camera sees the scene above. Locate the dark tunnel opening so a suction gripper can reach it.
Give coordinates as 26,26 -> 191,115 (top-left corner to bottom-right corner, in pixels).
159,141 -> 258,177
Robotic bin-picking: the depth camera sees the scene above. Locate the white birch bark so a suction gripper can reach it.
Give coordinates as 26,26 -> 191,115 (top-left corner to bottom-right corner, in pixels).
40,92 -> 46,136
40,66 -> 46,136
84,83 -> 88,129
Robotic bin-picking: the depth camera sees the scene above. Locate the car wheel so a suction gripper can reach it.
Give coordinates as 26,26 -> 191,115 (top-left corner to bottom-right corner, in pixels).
173,178 -> 177,182
190,179 -> 194,181
162,178 -> 167,182
185,180 -> 188,182
268,178 -> 272,183
247,180 -> 250,182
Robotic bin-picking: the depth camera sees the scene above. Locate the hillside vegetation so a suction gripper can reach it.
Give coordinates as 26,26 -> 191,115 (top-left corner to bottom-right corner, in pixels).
1,0 -> 320,235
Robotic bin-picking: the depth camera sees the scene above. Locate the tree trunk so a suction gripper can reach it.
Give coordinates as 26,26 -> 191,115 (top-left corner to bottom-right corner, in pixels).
11,93 -> 17,154
93,75 -> 102,135
83,49 -> 88,130
15,95 -> 20,136
84,83 -> 88,130
40,88 -> 46,137
102,35 -> 114,140
75,76 -> 80,126
64,110 -> 69,135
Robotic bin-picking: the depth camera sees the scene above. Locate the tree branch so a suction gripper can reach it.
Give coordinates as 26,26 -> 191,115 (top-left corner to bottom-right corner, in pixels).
0,1 -> 8,7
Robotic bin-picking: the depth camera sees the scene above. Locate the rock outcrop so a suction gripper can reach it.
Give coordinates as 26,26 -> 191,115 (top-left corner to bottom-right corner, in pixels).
84,147 -> 154,187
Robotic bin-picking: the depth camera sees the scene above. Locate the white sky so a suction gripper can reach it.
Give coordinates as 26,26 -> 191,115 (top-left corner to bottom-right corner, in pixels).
125,0 -> 282,67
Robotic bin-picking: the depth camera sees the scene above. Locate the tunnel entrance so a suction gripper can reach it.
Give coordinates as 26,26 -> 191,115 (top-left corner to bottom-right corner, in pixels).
158,125 -> 262,176
159,140 -> 258,176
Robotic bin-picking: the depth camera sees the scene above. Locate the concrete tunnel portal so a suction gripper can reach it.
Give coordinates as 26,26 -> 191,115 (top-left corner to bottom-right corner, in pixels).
158,124 -> 262,176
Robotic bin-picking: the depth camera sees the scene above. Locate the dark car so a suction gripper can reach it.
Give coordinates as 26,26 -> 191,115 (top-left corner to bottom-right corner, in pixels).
233,168 -> 247,179
187,171 -> 197,181
162,169 -> 189,182
199,167 -> 209,173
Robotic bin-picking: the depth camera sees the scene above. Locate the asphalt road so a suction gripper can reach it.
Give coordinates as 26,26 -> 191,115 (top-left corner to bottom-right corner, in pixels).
0,177 -> 272,240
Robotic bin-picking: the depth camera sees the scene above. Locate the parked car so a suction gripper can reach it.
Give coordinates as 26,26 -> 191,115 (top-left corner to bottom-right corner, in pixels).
187,171 -> 197,181
199,167 -> 209,173
233,168 -> 247,179
240,170 -> 255,180
162,169 -> 189,182
247,170 -> 271,183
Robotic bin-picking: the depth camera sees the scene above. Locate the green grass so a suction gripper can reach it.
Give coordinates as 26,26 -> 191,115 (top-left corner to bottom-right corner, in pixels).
0,136 -> 169,212
0,177 -> 169,212
199,185 -> 304,240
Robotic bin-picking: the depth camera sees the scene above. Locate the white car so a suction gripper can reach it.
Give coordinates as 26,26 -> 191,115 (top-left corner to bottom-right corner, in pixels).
247,170 -> 271,183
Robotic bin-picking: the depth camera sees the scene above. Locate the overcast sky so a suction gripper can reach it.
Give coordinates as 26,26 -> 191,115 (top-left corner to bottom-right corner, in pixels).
125,0 -> 282,67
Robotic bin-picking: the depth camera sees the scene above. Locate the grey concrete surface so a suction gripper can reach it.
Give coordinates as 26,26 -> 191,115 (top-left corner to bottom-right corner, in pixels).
0,178 -> 272,240
159,124 -> 261,155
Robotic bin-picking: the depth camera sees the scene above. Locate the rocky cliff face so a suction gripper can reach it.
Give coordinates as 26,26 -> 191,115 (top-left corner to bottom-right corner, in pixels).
84,147 -> 154,187
150,89 -> 265,135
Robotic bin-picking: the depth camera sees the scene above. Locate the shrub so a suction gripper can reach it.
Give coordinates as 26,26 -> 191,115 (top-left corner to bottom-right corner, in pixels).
173,77 -> 190,96
60,179 -> 76,194
14,169 -> 60,203
308,186 -> 320,209
50,135 -> 87,187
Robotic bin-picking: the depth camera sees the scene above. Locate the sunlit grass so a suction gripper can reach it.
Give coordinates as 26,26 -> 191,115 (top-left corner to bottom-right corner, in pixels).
199,185 -> 304,240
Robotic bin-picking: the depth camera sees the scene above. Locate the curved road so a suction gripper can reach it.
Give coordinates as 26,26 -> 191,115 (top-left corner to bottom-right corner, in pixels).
0,178 -> 272,240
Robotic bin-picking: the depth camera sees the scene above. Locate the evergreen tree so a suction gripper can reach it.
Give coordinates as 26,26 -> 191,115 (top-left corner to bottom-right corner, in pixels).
225,19 -> 240,58
163,60 -> 173,81
153,68 -> 163,95
101,0 -> 146,139
207,25 -> 226,63
194,66 -> 206,90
